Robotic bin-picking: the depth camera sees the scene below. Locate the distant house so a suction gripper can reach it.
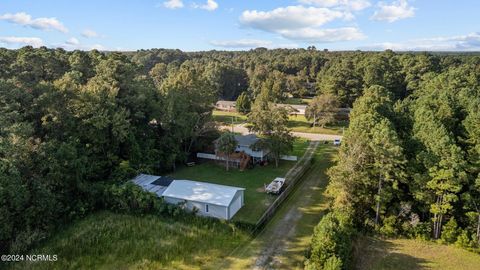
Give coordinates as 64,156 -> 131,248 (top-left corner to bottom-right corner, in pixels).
162,180 -> 245,220
278,104 -> 307,115
233,134 -> 269,162
214,134 -> 269,164
131,175 -> 245,220
281,104 -> 351,119
215,100 -> 236,112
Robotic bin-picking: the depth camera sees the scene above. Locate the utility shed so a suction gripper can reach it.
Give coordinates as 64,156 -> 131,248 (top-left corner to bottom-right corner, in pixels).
162,180 -> 245,220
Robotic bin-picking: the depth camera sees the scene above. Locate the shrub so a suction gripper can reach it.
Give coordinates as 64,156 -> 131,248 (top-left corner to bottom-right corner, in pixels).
379,216 -> 398,237
305,210 -> 355,270
407,221 -> 432,240
441,218 -> 459,244
323,256 -> 343,270
455,230 -> 478,250
103,183 -> 166,215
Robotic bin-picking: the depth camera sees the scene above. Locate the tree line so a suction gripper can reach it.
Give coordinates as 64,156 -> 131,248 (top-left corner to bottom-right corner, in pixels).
0,47 -> 219,253
306,57 -> 480,269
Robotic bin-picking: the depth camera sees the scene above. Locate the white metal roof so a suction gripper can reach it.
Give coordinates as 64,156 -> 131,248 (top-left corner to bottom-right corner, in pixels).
162,180 -> 245,207
131,174 -> 167,196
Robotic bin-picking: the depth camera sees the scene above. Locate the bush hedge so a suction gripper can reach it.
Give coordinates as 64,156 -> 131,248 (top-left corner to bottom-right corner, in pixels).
305,210 -> 355,270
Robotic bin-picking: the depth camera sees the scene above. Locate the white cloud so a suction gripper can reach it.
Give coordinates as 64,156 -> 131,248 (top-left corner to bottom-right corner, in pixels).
298,0 -> 371,11
0,36 -> 44,47
360,32 -> 480,51
280,27 -> 365,42
240,6 -> 346,32
239,5 -> 365,43
0,12 -> 68,33
60,43 -> 106,51
371,0 -> 415,22
210,39 -> 299,49
65,37 -> 80,45
81,29 -> 100,38
55,38 -> 106,51
193,0 -> 218,11
163,0 -> 184,9
210,39 -> 273,48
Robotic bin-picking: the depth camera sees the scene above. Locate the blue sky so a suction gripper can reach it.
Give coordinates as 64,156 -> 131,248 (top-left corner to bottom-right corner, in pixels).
0,0 -> 479,51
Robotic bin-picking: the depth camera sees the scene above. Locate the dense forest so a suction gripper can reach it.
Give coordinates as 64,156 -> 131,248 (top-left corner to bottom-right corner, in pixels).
0,46 -> 479,262
305,57 -> 480,268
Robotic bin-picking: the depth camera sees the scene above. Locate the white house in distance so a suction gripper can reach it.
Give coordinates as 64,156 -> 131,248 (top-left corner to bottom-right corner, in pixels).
233,134 -> 269,162
131,174 -> 245,220
162,180 -> 245,220
278,104 -> 307,115
215,100 -> 236,112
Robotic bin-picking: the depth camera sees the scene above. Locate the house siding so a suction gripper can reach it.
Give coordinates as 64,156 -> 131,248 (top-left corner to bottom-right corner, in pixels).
228,190 -> 244,219
164,196 -> 229,219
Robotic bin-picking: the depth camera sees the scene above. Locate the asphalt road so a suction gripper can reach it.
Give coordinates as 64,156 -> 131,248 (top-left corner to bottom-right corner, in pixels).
220,124 -> 343,141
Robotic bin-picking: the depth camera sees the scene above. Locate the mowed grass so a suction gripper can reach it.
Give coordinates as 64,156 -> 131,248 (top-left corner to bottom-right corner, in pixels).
353,236 -> 480,270
170,139 -> 310,224
287,114 -> 348,135
212,110 -> 246,125
282,98 -> 311,105
8,211 -> 250,270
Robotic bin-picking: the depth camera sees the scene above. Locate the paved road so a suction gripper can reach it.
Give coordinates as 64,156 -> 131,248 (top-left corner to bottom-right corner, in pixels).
221,124 -> 343,141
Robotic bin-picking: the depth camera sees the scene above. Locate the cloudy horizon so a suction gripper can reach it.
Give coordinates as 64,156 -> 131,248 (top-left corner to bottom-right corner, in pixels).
0,0 -> 479,52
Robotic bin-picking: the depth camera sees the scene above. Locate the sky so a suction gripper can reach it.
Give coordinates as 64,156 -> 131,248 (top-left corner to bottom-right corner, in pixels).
0,0 -> 479,51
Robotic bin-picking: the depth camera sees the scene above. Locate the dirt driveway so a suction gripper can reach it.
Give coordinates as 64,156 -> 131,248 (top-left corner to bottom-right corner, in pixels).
214,143 -> 337,270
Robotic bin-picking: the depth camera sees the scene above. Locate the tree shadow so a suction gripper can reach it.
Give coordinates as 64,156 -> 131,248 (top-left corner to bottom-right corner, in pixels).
353,236 -> 431,270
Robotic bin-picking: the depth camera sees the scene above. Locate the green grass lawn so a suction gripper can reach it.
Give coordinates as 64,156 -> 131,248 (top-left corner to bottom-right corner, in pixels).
8,211 -> 250,270
288,114 -> 348,135
353,236 -> 480,270
212,110 -> 246,125
169,139 -> 310,224
282,98 -> 311,105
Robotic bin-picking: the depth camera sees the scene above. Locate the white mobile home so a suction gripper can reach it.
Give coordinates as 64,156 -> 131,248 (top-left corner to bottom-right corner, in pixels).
162,180 -> 245,220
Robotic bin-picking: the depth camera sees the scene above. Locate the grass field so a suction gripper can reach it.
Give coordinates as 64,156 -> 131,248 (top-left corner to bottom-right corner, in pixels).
282,98 -> 311,105
287,114 -> 347,135
169,139 -> 310,224
212,110 -> 347,135
353,236 -> 480,270
8,211 -> 250,270
212,110 -> 246,125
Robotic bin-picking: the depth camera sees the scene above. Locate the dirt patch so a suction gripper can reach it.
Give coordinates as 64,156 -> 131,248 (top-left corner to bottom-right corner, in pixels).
256,187 -> 266,192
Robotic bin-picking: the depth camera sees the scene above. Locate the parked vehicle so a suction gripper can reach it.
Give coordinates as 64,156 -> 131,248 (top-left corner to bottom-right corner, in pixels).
265,177 -> 286,194
333,139 -> 341,146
